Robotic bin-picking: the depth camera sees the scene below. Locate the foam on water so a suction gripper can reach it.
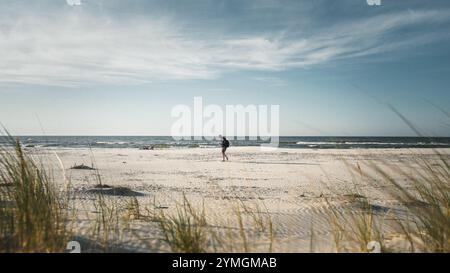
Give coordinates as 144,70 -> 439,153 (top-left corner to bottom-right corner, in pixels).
2,136 -> 450,149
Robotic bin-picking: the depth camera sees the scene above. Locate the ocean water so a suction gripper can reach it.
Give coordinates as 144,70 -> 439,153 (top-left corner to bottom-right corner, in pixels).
1,136 -> 450,149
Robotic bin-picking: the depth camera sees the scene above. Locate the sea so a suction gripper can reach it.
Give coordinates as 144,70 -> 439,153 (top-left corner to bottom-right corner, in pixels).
1,136 -> 450,149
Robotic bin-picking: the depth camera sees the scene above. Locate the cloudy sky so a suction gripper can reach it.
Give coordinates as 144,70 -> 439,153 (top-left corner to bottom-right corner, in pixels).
1,0 -> 450,136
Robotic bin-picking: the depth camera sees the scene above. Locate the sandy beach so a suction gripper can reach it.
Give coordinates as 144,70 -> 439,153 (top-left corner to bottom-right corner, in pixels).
27,146 -> 449,252
2,0 -> 450,260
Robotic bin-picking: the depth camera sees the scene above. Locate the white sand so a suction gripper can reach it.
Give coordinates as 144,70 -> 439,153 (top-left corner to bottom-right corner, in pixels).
32,147 -> 450,252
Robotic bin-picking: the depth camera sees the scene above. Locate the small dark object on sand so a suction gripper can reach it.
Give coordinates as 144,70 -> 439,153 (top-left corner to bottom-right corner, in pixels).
140,145 -> 155,150
93,184 -> 112,189
87,185 -> 144,197
344,193 -> 367,200
70,163 -> 96,170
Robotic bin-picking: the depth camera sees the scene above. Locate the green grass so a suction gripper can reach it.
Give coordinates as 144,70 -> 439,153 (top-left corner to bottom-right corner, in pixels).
146,195 -> 276,253
0,139 -> 71,252
157,195 -> 208,253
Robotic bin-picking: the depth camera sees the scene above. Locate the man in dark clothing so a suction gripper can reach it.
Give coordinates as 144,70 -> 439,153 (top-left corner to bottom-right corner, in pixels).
221,136 -> 229,161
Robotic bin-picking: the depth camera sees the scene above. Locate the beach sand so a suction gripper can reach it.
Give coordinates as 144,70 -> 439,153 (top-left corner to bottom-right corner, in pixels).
31,147 -> 450,252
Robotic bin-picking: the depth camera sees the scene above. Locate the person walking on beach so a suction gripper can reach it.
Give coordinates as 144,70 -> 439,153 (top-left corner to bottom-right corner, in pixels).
220,136 -> 230,162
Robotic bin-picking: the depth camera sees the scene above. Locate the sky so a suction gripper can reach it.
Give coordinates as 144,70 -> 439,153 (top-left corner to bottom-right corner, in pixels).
0,0 -> 450,136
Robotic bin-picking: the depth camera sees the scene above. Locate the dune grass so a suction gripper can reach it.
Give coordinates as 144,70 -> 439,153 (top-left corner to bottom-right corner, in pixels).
325,150 -> 449,253
0,139 -> 71,252
326,194 -> 385,252
367,152 -> 449,252
150,195 -> 275,253
156,195 -> 209,253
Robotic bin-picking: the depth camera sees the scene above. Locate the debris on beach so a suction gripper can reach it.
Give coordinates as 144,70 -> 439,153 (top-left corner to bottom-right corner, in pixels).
93,183 -> 112,189
343,193 -> 367,201
140,144 -> 171,150
140,145 -> 154,150
86,184 -> 144,197
70,163 -> 96,170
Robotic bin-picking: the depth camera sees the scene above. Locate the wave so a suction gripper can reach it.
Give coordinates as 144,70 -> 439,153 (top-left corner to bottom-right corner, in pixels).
3,136 -> 450,149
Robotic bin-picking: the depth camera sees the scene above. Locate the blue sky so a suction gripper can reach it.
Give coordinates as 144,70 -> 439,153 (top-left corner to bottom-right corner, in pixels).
1,0 -> 450,136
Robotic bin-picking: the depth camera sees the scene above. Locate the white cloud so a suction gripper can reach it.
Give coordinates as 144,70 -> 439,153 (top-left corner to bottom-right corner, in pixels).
0,9 -> 449,87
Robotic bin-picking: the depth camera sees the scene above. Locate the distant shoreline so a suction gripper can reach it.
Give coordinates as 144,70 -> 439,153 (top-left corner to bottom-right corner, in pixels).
2,135 -> 450,150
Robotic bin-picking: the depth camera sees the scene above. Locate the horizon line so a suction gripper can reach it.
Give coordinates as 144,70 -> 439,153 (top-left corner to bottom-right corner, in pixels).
5,135 -> 450,138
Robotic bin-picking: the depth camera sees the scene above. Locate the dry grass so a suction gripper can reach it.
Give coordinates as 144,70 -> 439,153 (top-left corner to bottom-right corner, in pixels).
326,195 -> 385,252
325,150 -> 449,253
0,139 -> 71,252
366,152 -> 449,252
156,195 -> 209,253
148,195 -> 275,253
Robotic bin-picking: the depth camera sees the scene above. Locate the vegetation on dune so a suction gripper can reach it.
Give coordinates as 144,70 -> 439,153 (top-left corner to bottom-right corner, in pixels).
326,152 -> 449,252
0,139 -> 71,253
